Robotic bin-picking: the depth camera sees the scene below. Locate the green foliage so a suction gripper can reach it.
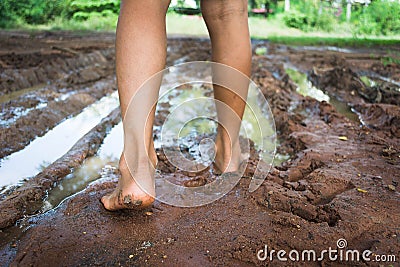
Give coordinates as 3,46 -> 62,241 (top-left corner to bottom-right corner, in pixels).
266,36 -> 400,47
0,0 -> 120,27
0,1 -> 18,27
283,0 -> 337,32
69,0 -> 120,16
249,0 -> 273,9
282,0 -> 400,35
0,0 -> 71,27
0,0 -> 399,38
69,0 -> 120,21
352,1 -> 400,36
283,10 -> 308,30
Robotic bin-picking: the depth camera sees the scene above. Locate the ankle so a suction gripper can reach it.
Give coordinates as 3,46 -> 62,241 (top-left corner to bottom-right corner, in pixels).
119,152 -> 156,173
215,133 -> 239,154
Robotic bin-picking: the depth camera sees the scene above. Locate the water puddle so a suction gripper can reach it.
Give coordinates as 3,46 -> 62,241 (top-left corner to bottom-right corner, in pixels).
285,68 -> 360,122
43,122 -> 123,210
285,68 -> 330,102
0,91 -> 119,188
2,61 -> 288,218
0,84 -> 47,104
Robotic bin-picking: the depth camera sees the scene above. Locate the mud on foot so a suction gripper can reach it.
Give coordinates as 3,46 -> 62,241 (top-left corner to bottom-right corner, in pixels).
101,155 -> 156,211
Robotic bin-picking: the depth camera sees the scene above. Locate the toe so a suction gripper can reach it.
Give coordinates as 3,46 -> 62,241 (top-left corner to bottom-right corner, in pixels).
101,194 -> 116,211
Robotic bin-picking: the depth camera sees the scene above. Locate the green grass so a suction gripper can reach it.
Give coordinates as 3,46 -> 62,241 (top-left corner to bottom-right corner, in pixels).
167,13 -> 400,47
13,13 -> 119,32
265,36 -> 400,47
249,14 -> 400,47
166,13 -> 208,36
4,12 -> 400,47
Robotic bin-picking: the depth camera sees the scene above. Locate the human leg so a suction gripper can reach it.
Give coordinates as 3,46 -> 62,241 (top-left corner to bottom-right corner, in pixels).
201,0 -> 252,173
101,0 -> 170,211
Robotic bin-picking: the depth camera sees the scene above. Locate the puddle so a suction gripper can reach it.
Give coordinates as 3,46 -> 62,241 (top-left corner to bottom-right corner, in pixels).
285,68 -> 360,122
0,84 -> 47,104
286,68 -> 330,102
255,47 -> 268,56
329,97 -> 360,122
0,87 -> 102,128
360,76 -> 377,87
43,122 -> 123,210
0,91 -> 120,188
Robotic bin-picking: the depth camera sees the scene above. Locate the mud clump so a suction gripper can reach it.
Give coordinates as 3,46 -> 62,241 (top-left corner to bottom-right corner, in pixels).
355,103 -> 400,137
309,63 -> 400,106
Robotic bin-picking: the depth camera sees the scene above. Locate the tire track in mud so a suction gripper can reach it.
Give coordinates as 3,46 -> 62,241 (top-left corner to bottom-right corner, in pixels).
0,78 -> 117,158
0,48 -> 117,158
0,108 -> 121,229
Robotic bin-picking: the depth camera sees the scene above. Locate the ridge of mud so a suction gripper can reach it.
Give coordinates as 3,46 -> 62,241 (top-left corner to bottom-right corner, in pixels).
0,49 -> 115,95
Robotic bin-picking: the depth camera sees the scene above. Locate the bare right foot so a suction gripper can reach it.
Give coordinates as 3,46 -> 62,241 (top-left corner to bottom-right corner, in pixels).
213,132 -> 243,174
101,153 -> 156,211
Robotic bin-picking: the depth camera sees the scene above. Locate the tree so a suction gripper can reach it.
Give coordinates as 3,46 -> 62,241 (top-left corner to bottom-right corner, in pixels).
285,0 -> 290,11
346,0 -> 351,21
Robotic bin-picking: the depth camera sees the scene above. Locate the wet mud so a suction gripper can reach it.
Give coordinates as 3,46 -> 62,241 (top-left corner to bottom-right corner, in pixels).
0,32 -> 399,266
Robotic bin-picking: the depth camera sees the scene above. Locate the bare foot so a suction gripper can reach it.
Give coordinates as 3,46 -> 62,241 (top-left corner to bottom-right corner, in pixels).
213,133 -> 243,174
101,153 -> 157,211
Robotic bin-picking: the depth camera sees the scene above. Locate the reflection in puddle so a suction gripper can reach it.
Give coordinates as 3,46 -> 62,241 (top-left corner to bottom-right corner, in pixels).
0,92 -> 119,188
285,68 -> 359,122
286,68 -> 329,102
0,90 -> 80,127
44,157 -> 116,210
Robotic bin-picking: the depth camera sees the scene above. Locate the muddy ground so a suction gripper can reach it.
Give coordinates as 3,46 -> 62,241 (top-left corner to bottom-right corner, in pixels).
0,31 -> 399,266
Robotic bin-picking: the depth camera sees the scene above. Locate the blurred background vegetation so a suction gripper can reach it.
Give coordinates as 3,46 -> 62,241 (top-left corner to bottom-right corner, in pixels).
0,0 -> 399,40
